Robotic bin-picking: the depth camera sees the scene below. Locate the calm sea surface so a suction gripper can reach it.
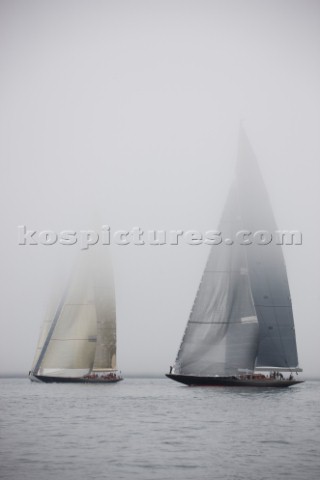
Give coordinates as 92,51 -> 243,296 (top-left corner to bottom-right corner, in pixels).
0,377 -> 319,480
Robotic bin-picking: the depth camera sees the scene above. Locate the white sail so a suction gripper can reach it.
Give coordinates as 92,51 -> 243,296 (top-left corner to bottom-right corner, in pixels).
33,248 -> 117,378
35,254 -> 96,377
31,305 -> 56,372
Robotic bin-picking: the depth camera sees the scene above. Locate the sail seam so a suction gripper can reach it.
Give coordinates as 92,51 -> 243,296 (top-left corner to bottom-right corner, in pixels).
255,305 -> 290,308
189,321 -> 251,324
50,338 -> 95,341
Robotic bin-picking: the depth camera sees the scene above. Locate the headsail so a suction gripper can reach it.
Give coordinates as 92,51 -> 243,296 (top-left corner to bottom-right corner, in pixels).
32,248 -> 117,378
175,186 -> 259,377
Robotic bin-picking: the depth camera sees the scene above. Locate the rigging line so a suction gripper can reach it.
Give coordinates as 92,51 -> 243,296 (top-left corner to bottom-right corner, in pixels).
33,287 -> 69,375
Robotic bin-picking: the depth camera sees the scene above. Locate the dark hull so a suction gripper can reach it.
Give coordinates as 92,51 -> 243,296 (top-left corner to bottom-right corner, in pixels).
166,374 -> 303,388
31,375 -> 123,384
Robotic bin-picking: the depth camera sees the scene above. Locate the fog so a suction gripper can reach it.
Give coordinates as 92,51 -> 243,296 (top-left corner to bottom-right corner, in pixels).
1,0 -> 319,377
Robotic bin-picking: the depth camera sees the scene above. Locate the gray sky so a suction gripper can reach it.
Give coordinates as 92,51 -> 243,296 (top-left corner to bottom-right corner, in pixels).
1,0 -> 319,376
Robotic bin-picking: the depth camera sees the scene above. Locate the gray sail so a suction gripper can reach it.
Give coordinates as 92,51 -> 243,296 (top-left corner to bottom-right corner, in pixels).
236,130 -> 299,369
174,128 -> 300,376
175,186 -> 259,376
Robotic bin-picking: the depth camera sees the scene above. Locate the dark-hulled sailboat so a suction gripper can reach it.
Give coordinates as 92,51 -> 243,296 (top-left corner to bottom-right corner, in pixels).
166,129 -> 303,388
29,248 -> 122,383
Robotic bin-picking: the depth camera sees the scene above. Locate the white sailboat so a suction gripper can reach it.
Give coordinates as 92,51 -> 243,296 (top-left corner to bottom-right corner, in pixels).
167,129 -> 303,387
29,248 -> 122,383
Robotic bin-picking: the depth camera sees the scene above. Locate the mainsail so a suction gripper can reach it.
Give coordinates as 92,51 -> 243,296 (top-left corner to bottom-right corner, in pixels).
174,129 -> 300,377
91,250 -> 117,372
236,131 -> 299,369
32,248 -> 117,378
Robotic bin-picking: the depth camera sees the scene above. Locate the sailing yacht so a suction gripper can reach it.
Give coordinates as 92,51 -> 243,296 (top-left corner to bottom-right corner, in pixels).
167,129 -> 303,387
29,248 -> 122,383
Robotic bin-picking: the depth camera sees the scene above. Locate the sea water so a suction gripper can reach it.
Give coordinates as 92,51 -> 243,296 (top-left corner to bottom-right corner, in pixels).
0,377 -> 319,480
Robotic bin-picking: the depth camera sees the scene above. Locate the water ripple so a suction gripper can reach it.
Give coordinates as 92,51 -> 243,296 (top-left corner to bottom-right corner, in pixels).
0,378 -> 319,480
